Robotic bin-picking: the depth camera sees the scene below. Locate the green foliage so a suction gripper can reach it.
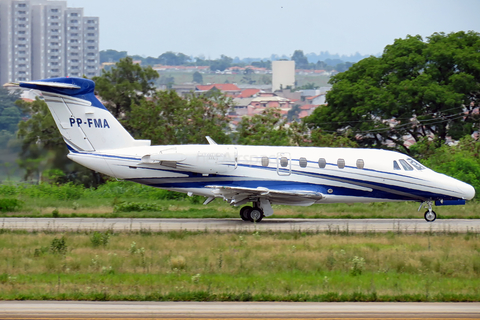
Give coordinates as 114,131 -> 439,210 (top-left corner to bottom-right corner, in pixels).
15,98 -> 102,186
209,55 -> 233,72
0,184 -> 18,196
192,71 -> 203,84
92,57 -> 159,118
158,51 -> 191,66
420,137 -> 480,198
127,90 -> 232,145
350,256 -> 365,276
113,201 -> 163,213
0,198 -> 23,212
305,31 -> 480,151
9,182 -> 85,201
236,108 -> 293,146
85,180 -> 180,200
292,50 -> 310,69
309,129 -> 359,148
90,231 -> 111,247
0,88 -> 22,133
49,236 -> 67,255
100,49 -> 128,63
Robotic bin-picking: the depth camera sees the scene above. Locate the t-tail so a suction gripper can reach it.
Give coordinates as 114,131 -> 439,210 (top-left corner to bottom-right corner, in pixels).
19,77 -> 150,152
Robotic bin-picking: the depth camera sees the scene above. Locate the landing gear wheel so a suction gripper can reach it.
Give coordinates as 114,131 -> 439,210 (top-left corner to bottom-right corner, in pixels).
240,206 -> 252,221
248,207 -> 264,223
424,210 -> 437,222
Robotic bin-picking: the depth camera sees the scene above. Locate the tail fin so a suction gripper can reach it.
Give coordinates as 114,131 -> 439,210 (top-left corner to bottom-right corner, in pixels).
19,77 -> 150,152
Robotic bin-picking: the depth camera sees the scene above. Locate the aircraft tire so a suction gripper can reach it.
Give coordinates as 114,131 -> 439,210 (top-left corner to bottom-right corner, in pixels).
249,207 -> 264,223
240,206 -> 252,221
424,210 -> 437,222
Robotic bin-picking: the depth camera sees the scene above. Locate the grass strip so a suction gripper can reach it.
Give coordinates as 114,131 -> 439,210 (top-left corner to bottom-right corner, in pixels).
0,230 -> 479,301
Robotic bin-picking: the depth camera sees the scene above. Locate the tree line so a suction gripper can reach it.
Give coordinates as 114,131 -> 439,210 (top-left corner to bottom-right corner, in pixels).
100,49 -> 352,72
1,31 -> 479,197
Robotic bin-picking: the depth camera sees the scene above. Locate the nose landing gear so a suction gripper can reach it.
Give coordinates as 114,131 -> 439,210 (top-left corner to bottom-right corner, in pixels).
419,201 -> 437,222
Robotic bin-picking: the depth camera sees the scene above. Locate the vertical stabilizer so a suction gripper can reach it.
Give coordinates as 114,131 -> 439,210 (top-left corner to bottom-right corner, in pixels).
19,77 -> 150,152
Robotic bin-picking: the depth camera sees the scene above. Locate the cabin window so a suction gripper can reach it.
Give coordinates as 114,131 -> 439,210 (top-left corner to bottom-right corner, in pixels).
318,158 -> 326,168
261,156 -> 269,167
393,160 -> 401,170
280,157 -> 288,167
399,159 -> 413,171
356,159 -> 364,169
407,158 -> 425,170
337,158 -> 345,169
299,157 -> 307,168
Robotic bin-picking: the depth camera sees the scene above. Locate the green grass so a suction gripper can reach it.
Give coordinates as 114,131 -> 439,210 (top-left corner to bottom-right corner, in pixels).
0,230 -> 479,301
1,180 -> 479,219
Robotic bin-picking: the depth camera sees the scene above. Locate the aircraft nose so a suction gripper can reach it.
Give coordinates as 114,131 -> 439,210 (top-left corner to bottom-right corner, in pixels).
457,180 -> 476,200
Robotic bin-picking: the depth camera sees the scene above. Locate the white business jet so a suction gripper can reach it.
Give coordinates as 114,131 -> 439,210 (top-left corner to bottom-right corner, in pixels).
15,77 -> 475,222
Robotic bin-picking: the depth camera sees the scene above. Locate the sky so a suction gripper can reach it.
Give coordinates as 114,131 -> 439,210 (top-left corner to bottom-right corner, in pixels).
67,0 -> 480,60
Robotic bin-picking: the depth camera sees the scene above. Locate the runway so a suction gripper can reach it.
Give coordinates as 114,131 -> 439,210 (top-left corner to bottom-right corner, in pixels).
1,217 -> 480,233
1,301 -> 479,319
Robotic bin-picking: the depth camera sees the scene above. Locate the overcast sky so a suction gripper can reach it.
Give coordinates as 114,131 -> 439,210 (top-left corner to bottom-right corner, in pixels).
68,0 -> 480,59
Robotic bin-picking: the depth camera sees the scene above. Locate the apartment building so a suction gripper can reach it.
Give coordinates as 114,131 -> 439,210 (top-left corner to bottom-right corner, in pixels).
0,0 -> 100,84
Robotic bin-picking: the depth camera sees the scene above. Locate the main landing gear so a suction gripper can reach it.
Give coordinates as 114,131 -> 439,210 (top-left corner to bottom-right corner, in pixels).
239,206 -> 264,222
419,201 -> 437,222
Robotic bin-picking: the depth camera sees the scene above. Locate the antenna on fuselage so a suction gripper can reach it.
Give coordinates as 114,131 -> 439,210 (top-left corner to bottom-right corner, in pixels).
206,136 -> 217,145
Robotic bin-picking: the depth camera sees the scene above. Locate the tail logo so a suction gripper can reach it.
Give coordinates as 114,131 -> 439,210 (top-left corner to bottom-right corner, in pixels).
69,118 -> 110,129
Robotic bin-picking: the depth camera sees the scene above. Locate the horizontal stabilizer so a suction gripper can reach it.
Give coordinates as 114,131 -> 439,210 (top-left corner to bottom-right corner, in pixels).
19,80 -> 81,89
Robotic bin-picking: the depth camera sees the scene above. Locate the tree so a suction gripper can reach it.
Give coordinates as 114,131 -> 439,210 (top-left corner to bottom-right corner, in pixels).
291,50 -> 309,69
126,90 -> 232,145
305,31 -> 480,152
15,98 -> 104,186
251,60 -> 271,69
193,71 -> 203,84
92,57 -> 159,118
99,49 -> 128,63
0,88 -> 22,133
236,108 -> 293,146
419,136 -> 480,199
158,51 -> 191,66
158,75 -> 175,89
210,55 -> 233,72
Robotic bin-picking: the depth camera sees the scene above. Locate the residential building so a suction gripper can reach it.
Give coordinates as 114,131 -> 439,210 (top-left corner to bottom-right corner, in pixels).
195,83 -> 241,96
0,0 -> 99,84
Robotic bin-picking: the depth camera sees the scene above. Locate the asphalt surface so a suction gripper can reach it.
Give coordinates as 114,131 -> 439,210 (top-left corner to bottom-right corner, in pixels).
1,217 -> 480,233
0,301 -> 479,319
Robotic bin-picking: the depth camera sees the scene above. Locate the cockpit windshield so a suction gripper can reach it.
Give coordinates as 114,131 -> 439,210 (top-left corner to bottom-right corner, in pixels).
407,158 -> 426,170
393,158 -> 426,171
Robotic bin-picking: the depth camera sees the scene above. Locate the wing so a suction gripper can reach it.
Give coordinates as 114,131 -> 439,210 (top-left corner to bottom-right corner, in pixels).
205,185 -> 324,206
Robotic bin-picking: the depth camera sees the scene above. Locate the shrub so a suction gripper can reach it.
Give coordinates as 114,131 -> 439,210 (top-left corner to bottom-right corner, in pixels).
0,198 -> 23,212
170,255 -> 186,269
90,231 -> 110,247
350,256 -> 365,276
113,201 -> 163,213
52,209 -> 59,218
50,236 -> 67,255
0,185 -> 18,196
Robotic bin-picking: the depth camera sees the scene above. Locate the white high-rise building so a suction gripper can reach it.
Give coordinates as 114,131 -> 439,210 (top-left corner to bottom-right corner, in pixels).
82,16 -> 99,78
0,0 -> 100,84
272,60 -> 295,92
